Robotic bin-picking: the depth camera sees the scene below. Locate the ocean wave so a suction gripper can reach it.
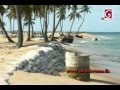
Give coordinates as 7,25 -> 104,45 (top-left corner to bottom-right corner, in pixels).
96,35 -> 115,40
111,57 -> 120,63
75,40 -> 89,43
70,41 -> 89,47
80,41 -> 89,43
101,54 -> 110,57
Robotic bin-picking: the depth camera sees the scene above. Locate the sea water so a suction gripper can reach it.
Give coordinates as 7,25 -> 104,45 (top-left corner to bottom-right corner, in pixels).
71,32 -> 120,81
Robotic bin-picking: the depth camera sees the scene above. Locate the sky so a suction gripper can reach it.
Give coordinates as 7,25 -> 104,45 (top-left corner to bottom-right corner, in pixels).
2,5 -> 120,32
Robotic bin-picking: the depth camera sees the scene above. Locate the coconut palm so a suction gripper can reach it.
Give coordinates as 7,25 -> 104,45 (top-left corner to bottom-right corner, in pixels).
6,5 -> 16,34
31,20 -> 35,38
33,5 -> 49,42
21,5 -> 34,41
12,18 -> 15,33
57,5 -> 66,36
0,17 -> 15,43
44,5 -> 49,42
0,5 -> 6,34
7,16 -> 12,33
50,5 -> 64,41
77,5 -> 91,35
50,5 -> 56,41
68,5 -> 81,35
15,5 -> 23,48
33,5 -> 45,37
59,19 -> 64,36
24,18 -> 35,38
0,5 -> 14,43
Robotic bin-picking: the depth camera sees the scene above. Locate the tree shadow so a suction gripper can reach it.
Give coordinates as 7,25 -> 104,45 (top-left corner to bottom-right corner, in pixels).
0,42 -> 17,49
22,42 -> 45,47
22,43 -> 39,47
90,79 -> 119,85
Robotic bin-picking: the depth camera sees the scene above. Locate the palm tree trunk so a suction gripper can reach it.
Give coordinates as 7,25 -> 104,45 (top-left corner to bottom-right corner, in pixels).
40,17 -> 44,37
59,20 -> 62,34
69,19 -> 75,35
0,17 -> 14,43
27,18 -> 31,41
31,24 -> 34,38
77,12 -> 85,35
54,18 -> 61,32
22,19 -> 25,31
50,5 -> 56,41
44,5 -> 49,42
1,15 -> 4,34
50,17 -> 61,41
60,20 -> 64,35
12,19 -> 15,34
47,11 -> 49,29
15,5 -> 23,48
10,19 -> 12,34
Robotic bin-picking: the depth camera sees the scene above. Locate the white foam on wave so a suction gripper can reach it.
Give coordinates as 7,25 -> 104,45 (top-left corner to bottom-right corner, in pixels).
73,40 -> 89,44
71,40 -> 90,47
80,41 -> 89,43
97,35 -> 114,40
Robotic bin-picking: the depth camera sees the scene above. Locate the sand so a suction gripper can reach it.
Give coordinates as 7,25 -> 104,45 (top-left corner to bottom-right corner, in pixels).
0,35 -> 44,82
9,69 -> 120,85
0,34 -> 45,61
0,34 -> 120,85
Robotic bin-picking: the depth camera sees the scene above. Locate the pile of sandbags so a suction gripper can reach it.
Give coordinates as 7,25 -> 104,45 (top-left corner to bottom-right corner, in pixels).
17,41 -> 65,75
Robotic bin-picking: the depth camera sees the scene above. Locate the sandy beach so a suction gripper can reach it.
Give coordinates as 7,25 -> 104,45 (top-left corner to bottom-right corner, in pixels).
8,68 -> 120,85
1,5 -> 120,85
0,34 -> 45,84
0,33 -> 120,85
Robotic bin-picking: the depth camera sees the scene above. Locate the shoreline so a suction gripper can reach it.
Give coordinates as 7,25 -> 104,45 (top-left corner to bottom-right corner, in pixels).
0,33 -> 120,85
8,44 -> 120,85
73,37 -> 120,83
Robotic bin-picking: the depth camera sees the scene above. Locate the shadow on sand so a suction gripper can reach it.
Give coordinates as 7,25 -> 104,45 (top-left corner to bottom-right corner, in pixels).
22,42 -> 45,47
90,79 -> 119,85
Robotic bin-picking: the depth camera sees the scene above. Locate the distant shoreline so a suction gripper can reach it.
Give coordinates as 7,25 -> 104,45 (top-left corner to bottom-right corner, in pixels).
1,30 -> 120,33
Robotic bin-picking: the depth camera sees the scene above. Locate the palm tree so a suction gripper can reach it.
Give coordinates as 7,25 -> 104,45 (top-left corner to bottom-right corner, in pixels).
0,5 -> 6,34
12,18 -> 15,33
77,5 -> 91,35
15,5 -> 23,48
0,5 -> 14,43
34,5 -> 45,37
57,5 -> 66,36
59,20 -> 64,36
0,18 -> 14,43
33,5 -> 49,42
44,5 -> 49,42
68,5 -> 81,35
50,5 -> 63,41
9,17 -> 12,33
50,5 -> 56,41
31,20 -> 35,38
7,15 -> 14,34
6,5 -> 16,34
24,18 -> 35,38
20,5 -> 34,41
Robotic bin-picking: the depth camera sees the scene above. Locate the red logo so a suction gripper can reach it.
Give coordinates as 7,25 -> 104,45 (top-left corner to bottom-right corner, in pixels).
104,9 -> 112,20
